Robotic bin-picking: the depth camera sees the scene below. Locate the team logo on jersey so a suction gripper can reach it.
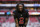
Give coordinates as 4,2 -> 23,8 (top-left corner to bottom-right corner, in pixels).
21,14 -> 22,16
19,17 -> 24,24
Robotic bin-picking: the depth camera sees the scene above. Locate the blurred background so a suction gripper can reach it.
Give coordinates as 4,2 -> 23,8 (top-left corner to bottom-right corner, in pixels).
0,0 -> 40,27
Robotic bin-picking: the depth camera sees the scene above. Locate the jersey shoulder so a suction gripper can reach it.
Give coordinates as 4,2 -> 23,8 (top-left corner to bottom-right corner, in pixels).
25,9 -> 28,13
13,10 -> 16,13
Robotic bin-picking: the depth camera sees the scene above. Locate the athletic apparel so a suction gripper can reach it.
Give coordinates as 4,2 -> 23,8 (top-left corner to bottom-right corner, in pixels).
13,9 -> 29,25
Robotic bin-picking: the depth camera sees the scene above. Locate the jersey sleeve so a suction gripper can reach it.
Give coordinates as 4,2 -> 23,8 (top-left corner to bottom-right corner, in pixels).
25,10 -> 29,18
13,11 -> 17,19
14,14 -> 17,19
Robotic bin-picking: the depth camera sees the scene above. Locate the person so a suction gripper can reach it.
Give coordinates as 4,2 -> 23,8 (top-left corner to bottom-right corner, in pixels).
13,3 -> 29,27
